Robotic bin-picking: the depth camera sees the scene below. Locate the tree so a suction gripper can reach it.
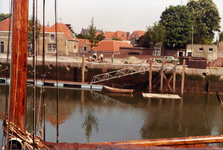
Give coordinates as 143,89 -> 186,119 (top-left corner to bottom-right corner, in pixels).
219,32 -> 223,42
136,35 -> 150,47
145,22 -> 166,48
160,5 -> 194,48
88,17 -> 100,52
75,33 -> 90,39
28,16 -> 41,44
112,37 -> 121,41
66,24 -> 74,33
187,0 -> 221,44
0,13 -> 10,22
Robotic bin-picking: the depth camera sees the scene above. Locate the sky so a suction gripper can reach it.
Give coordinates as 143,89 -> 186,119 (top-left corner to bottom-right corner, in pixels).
0,0 -> 223,38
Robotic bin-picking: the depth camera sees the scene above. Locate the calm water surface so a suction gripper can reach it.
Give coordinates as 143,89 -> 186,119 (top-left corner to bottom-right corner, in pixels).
1,85 -> 223,147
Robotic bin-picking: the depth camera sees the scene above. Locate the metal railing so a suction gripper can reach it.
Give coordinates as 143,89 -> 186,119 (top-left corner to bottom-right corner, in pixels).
90,65 -> 151,84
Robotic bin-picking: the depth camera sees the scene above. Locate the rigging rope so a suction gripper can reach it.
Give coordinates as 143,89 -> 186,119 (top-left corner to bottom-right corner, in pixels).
2,118 -> 49,149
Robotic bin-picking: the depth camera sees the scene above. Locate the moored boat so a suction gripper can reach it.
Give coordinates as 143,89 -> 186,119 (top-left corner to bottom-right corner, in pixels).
103,85 -> 134,94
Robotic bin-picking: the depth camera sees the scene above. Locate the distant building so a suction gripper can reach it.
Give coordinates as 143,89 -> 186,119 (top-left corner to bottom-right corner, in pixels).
39,22 -> 79,56
78,39 -> 90,53
129,30 -> 146,46
81,28 -> 101,35
186,44 -> 218,62
0,18 -> 11,53
0,18 -> 78,56
103,31 -> 130,41
92,40 -> 131,54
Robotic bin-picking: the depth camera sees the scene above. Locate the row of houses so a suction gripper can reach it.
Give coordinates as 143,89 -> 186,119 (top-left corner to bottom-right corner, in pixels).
0,18 -> 222,62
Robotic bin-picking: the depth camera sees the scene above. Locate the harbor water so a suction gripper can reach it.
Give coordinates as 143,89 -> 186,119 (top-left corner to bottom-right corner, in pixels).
1,85 -> 223,147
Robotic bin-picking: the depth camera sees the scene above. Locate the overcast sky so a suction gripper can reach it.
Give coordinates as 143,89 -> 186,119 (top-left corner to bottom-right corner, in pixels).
0,0 -> 223,38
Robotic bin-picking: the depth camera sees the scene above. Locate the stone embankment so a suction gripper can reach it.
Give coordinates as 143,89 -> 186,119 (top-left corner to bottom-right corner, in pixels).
0,54 -> 223,93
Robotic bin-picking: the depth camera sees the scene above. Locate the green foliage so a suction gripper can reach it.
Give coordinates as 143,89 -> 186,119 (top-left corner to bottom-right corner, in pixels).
136,35 -> 150,47
75,33 -> 90,39
112,37 -> 121,41
0,13 -> 10,22
187,0 -> 221,44
136,22 -> 165,48
219,32 -> 223,42
146,22 -> 166,48
28,16 -> 41,44
186,74 -> 203,81
160,5 -> 194,48
96,32 -> 105,41
88,17 -> 100,51
205,75 -> 220,82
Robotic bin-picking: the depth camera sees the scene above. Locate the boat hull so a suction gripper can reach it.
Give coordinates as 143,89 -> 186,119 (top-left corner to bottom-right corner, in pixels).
103,85 -> 133,94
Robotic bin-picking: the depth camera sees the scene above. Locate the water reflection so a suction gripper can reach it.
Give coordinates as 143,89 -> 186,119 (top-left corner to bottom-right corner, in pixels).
1,85 -> 223,147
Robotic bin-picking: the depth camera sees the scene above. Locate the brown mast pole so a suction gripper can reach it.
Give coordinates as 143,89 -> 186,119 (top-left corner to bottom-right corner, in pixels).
9,0 -> 29,132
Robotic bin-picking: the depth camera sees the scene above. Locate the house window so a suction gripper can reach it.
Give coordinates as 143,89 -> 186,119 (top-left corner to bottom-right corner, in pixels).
153,47 -> 161,56
209,48 -> 213,51
70,33 -> 74,39
199,48 -> 203,51
28,44 -> 32,52
179,52 -> 184,57
188,52 -> 192,57
1,41 -> 4,53
47,43 -> 56,53
50,34 -> 55,42
84,47 -> 86,51
74,45 -> 76,49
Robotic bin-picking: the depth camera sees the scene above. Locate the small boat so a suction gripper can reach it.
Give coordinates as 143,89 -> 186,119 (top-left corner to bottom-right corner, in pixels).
142,93 -> 181,99
103,85 -> 134,94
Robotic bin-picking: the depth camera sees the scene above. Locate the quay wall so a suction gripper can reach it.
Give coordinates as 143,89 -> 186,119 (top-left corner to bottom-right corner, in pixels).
0,58 -> 223,93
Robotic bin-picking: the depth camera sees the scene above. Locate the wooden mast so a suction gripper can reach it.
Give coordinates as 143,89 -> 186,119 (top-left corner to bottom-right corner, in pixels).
9,0 -> 29,132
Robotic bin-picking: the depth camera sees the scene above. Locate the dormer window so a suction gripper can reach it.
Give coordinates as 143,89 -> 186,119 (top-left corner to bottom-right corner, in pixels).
51,34 -> 55,42
69,33 -> 74,39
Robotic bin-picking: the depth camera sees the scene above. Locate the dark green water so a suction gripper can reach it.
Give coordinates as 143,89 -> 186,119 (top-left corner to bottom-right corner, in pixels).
1,85 -> 223,147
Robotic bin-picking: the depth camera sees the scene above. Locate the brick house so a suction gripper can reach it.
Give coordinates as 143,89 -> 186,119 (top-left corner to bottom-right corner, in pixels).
0,18 -> 11,53
39,23 -> 79,56
78,40 -> 131,58
0,18 -> 78,56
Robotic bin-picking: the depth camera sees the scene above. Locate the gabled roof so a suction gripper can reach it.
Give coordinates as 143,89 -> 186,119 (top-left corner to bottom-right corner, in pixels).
104,31 -> 130,41
104,31 -> 116,40
130,30 -> 146,38
48,23 -> 77,40
78,39 -> 90,48
0,18 -> 11,31
40,26 -> 51,32
93,40 -> 131,52
113,31 -> 129,41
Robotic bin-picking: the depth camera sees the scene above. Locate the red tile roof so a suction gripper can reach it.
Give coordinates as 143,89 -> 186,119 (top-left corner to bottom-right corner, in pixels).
0,18 -> 12,31
78,39 -> 90,48
49,23 -> 76,40
40,26 -> 50,32
130,30 -> 146,38
114,31 -> 128,41
93,40 -> 131,52
104,31 -> 115,40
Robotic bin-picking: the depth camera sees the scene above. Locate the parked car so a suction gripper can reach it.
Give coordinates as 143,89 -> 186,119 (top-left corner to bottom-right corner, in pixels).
155,56 -> 179,63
